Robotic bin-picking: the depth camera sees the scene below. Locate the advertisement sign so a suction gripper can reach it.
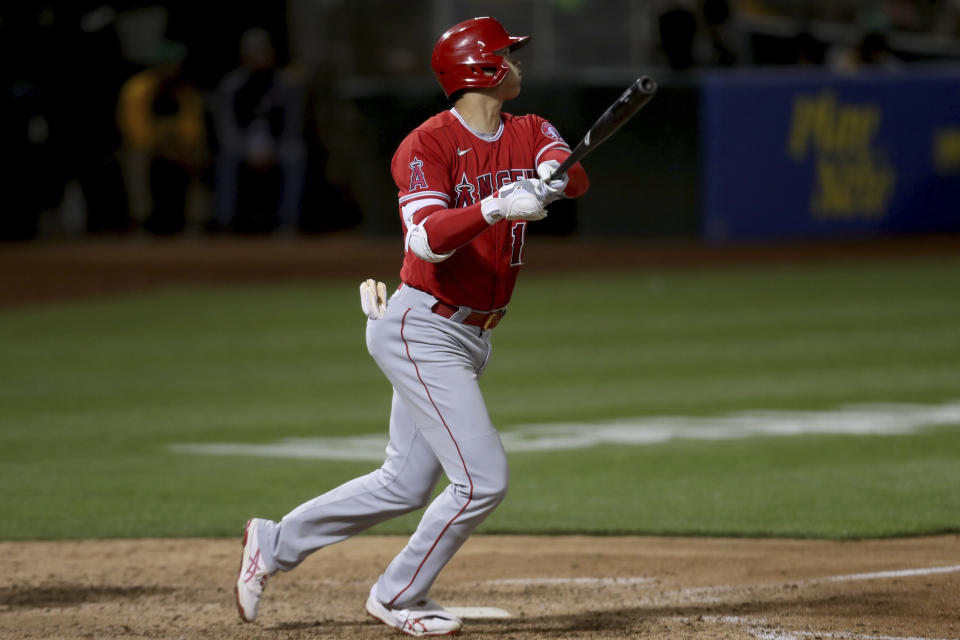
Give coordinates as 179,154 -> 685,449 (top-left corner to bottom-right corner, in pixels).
701,68 -> 960,242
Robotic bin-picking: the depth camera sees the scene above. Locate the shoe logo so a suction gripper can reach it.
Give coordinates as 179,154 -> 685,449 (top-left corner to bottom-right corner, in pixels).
243,549 -> 262,584
456,147 -> 472,156
406,618 -> 428,633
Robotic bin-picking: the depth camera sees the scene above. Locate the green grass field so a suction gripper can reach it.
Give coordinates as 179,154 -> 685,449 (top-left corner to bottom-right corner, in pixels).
2,255 -> 959,540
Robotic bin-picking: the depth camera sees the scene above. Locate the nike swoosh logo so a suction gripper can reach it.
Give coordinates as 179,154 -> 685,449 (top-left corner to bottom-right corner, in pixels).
457,147 -> 472,156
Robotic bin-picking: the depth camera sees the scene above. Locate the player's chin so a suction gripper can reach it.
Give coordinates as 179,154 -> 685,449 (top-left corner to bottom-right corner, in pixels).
501,82 -> 522,101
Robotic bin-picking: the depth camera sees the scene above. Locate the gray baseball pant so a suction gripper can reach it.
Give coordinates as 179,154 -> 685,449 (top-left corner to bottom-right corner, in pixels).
256,284 -> 509,607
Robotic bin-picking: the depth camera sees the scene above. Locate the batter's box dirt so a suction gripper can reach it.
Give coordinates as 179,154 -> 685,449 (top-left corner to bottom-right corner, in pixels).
1,535 -> 957,639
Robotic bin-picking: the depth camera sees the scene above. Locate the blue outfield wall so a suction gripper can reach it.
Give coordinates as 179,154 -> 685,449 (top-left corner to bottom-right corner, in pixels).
700,67 -> 960,243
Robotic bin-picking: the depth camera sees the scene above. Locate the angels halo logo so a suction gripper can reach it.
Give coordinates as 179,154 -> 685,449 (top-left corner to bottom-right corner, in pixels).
541,121 -> 563,142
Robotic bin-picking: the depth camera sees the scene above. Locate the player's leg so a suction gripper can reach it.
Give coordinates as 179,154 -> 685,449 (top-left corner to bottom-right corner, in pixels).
259,391 -> 442,572
236,390 -> 442,622
366,291 -> 509,609
373,424 -> 507,608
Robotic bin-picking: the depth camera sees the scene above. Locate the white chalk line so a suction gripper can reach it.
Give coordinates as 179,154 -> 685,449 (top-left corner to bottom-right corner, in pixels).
705,616 -> 959,640
446,607 -> 513,619
473,564 -> 960,595
661,564 -> 960,604
446,606 -> 511,619
170,400 -> 960,461
820,565 -> 960,583
481,576 -> 657,586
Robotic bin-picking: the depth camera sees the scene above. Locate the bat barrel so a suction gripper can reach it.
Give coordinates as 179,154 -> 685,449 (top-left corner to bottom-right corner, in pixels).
638,76 -> 657,94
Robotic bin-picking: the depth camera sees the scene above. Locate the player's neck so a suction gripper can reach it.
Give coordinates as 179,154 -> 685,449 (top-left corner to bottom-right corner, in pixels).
452,93 -> 503,134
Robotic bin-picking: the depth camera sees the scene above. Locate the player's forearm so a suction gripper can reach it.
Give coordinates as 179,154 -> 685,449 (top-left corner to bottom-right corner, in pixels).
420,203 -> 491,253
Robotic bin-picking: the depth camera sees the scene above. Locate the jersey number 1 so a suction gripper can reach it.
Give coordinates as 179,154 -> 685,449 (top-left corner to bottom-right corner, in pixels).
510,222 -> 527,266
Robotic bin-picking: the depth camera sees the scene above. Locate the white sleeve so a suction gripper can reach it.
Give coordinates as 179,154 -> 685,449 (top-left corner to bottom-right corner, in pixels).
404,221 -> 455,263
399,192 -> 450,227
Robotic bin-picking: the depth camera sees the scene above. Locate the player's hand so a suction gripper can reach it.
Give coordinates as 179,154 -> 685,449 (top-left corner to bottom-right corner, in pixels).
536,160 -> 569,205
481,179 -> 547,223
360,279 -> 388,319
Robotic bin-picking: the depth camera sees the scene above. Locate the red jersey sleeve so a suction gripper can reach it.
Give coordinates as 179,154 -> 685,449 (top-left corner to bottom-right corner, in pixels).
530,116 -> 589,198
531,116 -> 572,165
391,130 -> 454,230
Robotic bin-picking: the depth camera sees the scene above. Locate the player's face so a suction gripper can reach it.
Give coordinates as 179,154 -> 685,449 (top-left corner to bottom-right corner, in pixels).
494,49 -> 522,101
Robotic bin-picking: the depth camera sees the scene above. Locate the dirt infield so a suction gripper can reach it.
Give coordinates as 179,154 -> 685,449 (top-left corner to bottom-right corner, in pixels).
3,235 -> 959,638
2,535 -> 959,639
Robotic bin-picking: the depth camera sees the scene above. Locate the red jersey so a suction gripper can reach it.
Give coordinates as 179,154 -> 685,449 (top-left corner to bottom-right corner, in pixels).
391,108 -> 587,310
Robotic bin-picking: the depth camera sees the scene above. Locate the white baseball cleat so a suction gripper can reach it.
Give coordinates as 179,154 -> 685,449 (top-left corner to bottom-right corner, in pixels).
235,518 -> 271,622
365,584 -> 463,636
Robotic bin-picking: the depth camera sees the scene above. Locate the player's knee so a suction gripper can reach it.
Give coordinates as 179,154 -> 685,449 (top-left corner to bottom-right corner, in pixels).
472,467 -> 509,509
376,466 -> 438,511
471,445 -> 509,507
480,486 -> 508,512
391,488 -> 434,512
386,478 -> 434,511
407,484 -> 437,510
491,474 -> 509,506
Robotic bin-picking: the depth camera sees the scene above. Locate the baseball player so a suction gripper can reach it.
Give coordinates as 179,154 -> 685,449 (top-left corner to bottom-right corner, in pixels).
236,16 -> 588,636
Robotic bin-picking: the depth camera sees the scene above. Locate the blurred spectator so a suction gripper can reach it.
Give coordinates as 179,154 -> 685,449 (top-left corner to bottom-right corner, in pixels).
0,82 -> 59,240
1,3 -> 131,238
857,30 -> 902,66
212,28 -> 307,233
703,0 -> 739,66
117,40 -> 207,235
63,4 -> 132,234
659,3 -> 698,70
657,0 -> 743,70
829,29 -> 904,72
790,31 -> 826,65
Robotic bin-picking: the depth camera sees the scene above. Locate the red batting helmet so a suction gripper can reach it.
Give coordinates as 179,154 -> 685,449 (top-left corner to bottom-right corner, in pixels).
431,17 -> 530,98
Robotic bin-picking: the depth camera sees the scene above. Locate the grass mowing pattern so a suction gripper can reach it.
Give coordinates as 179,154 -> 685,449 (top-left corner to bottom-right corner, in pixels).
1,258 -> 958,539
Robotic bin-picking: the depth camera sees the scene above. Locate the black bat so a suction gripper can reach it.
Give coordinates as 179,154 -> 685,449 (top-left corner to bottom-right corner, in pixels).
548,76 -> 658,181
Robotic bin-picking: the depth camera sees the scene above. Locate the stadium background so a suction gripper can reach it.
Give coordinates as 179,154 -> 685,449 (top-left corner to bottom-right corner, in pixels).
4,0 -> 959,242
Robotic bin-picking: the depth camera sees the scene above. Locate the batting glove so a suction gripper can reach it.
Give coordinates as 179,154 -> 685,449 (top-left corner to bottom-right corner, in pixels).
480,179 -> 547,224
536,160 -> 569,205
360,279 -> 388,319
